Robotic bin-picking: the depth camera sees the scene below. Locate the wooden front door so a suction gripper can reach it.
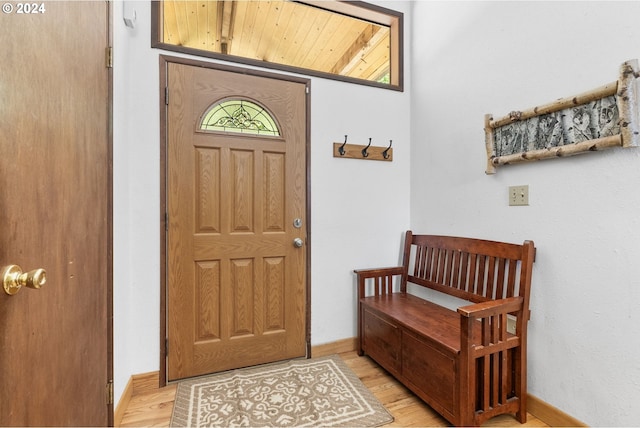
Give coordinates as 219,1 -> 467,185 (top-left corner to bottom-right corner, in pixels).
0,2 -> 112,426
165,62 -> 309,381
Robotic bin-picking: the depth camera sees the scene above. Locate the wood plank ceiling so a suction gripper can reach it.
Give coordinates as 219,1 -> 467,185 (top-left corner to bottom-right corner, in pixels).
162,0 -> 391,82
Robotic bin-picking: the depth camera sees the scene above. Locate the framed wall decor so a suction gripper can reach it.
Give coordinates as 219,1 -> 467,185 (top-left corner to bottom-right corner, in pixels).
485,59 -> 639,174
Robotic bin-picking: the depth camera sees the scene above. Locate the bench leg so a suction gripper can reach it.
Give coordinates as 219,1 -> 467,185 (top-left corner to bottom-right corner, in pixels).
357,303 -> 364,356
516,410 -> 526,424
516,395 -> 527,423
357,331 -> 364,356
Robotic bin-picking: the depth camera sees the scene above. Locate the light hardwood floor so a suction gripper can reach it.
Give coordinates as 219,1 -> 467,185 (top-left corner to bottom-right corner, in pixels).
119,351 -> 548,427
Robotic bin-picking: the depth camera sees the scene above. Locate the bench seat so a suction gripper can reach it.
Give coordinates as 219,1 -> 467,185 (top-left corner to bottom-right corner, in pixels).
362,293 -> 468,354
355,231 -> 535,426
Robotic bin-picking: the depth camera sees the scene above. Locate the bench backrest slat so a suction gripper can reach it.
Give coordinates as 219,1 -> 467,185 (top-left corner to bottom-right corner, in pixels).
402,231 -> 535,305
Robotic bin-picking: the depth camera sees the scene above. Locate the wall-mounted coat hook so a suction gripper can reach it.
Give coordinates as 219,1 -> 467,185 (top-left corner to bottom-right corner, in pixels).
332,136 -> 394,162
382,140 -> 393,159
338,135 -> 348,156
361,138 -> 372,158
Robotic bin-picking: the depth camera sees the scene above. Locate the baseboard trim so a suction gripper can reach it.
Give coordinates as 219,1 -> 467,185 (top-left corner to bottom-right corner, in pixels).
528,393 -> 587,427
311,337 -> 358,357
114,376 -> 132,427
114,371 -> 160,427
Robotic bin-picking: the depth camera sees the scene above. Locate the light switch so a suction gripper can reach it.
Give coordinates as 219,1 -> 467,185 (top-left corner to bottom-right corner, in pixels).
508,185 -> 529,206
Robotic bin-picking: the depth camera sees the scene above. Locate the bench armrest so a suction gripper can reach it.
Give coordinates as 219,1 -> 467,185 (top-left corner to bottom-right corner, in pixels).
457,296 -> 524,318
354,266 -> 404,298
457,295 -> 528,423
354,266 -> 404,277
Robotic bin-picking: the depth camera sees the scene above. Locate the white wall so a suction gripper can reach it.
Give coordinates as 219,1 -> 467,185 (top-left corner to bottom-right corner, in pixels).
113,1 -> 412,405
411,2 -> 640,426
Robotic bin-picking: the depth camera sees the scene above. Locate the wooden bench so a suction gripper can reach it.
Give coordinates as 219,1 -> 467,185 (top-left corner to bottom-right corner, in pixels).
355,231 -> 535,426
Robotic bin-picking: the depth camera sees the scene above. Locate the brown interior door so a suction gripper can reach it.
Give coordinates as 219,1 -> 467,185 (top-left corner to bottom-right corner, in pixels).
0,2 -> 112,426
166,62 -> 308,380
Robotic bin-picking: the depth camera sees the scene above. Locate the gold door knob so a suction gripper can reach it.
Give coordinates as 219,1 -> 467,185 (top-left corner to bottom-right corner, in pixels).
2,265 -> 47,296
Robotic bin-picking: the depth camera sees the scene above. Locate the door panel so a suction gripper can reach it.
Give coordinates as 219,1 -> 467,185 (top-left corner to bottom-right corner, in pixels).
0,2 -> 111,426
166,63 -> 308,381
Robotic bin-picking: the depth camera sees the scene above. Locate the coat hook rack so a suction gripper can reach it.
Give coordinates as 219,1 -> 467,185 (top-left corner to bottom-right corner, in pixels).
332,136 -> 393,162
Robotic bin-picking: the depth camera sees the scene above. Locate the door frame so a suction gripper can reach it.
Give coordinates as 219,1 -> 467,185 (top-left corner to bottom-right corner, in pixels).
107,2 -> 114,424
158,55 -> 311,386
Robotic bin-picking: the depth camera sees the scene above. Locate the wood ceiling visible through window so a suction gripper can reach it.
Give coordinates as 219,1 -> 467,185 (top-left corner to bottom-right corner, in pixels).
152,1 -> 403,90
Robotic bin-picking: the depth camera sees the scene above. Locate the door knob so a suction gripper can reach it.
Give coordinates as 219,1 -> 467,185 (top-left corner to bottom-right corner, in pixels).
2,265 -> 47,295
293,238 -> 304,248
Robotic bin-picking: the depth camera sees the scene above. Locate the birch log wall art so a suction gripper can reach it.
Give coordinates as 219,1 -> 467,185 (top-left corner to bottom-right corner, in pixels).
485,59 -> 640,174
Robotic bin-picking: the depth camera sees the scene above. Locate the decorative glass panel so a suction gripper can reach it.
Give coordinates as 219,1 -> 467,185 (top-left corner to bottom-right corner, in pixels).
200,99 -> 280,136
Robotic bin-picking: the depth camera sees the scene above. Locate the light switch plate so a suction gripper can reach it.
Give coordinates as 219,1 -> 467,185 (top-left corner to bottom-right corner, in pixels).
509,185 -> 529,206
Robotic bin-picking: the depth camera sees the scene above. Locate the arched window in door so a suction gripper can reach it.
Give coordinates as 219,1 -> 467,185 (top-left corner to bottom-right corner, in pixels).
199,98 -> 280,136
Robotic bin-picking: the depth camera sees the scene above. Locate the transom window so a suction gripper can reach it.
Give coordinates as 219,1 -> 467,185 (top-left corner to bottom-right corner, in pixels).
152,1 -> 403,91
200,99 -> 280,136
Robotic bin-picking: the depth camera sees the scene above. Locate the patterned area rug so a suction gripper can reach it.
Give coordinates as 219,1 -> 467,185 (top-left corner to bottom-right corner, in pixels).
170,355 -> 394,427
